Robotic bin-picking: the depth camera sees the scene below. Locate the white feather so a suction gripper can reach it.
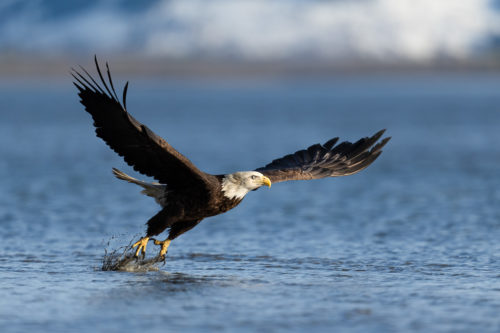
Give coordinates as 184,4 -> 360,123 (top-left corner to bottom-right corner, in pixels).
112,168 -> 168,206
221,171 -> 266,200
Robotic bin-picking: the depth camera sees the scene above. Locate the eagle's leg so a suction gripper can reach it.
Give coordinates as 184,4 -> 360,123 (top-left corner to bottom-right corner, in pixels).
132,236 -> 150,258
152,239 -> 171,260
151,219 -> 202,260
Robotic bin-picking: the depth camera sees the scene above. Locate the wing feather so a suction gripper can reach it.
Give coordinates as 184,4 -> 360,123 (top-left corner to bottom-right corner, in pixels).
256,130 -> 390,183
73,56 -> 214,190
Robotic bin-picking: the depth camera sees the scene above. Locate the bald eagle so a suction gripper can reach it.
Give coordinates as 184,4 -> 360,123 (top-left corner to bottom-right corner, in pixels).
72,57 -> 390,260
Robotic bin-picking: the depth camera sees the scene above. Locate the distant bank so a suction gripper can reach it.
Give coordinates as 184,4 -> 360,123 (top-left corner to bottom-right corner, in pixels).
2,55 -> 500,78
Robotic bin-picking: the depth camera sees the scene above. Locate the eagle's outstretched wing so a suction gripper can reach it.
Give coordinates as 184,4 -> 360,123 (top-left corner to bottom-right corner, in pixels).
72,56 -> 213,190
255,130 -> 390,184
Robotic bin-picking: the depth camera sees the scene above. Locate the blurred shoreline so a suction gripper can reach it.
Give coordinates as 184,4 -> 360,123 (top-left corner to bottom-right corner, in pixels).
2,55 -> 500,79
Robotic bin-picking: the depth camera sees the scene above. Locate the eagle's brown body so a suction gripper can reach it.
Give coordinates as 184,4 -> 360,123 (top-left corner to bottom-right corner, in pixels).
145,175 -> 243,238
73,57 -> 390,259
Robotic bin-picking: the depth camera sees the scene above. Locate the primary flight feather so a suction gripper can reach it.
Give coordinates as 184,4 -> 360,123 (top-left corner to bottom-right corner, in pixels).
73,57 -> 390,260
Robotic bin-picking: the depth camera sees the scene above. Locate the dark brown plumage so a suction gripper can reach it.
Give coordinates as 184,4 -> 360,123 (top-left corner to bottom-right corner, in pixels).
256,130 -> 390,183
73,57 -> 390,259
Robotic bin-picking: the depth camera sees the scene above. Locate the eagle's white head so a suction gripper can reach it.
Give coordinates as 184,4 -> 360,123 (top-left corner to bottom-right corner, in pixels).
221,171 -> 272,200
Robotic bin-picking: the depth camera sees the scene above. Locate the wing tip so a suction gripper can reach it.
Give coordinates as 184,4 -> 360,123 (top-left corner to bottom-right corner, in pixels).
323,137 -> 339,150
370,129 -> 386,142
372,136 -> 391,153
71,56 -> 130,111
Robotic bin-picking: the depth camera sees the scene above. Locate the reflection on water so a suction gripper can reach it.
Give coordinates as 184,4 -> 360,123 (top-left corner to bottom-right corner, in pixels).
1,74 -> 500,332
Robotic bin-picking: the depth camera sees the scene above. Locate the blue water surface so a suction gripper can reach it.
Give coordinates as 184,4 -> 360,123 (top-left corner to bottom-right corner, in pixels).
1,73 -> 500,332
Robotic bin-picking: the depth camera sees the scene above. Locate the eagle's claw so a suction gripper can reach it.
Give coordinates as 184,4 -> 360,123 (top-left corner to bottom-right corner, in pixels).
132,236 -> 150,258
152,238 -> 171,261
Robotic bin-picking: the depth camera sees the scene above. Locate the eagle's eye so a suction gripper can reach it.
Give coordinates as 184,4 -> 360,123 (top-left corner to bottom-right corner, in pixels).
251,175 -> 257,180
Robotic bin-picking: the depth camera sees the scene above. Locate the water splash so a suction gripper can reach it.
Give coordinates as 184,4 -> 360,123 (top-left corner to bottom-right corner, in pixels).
101,235 -> 163,272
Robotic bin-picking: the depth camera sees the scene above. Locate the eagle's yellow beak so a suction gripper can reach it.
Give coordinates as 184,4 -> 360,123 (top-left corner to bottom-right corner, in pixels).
261,176 -> 272,188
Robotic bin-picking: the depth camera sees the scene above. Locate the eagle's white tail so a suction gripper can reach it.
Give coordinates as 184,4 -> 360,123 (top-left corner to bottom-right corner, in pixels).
112,168 -> 166,205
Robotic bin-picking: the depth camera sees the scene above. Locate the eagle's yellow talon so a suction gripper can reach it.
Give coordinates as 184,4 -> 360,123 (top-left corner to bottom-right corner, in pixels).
153,239 -> 171,259
132,236 -> 150,257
